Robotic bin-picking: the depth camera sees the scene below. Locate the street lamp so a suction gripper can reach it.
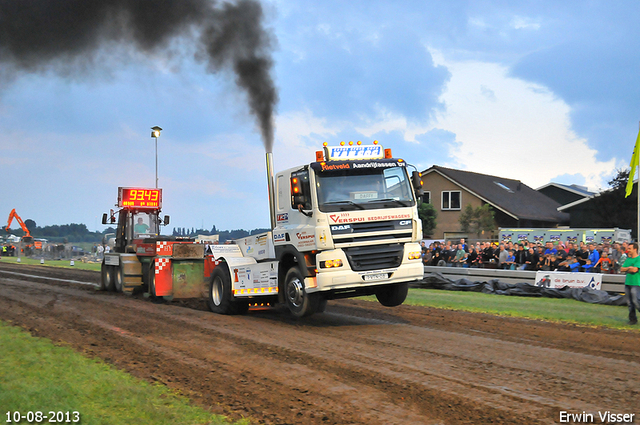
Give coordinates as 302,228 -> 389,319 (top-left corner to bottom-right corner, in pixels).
151,126 -> 162,188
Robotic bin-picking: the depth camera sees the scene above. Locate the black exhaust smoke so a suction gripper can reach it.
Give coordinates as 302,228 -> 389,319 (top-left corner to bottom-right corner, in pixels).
0,0 -> 277,151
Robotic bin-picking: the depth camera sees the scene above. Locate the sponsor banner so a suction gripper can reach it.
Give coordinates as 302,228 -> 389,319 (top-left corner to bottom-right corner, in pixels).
326,145 -> 383,160
311,159 -> 405,173
209,244 -> 243,258
273,232 -> 287,243
232,262 -> 278,296
241,233 -> 269,255
295,231 -> 316,249
328,211 -> 412,224
535,271 -> 602,290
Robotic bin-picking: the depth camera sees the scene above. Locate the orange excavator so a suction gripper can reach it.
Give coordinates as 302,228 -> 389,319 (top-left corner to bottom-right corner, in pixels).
5,209 -> 36,253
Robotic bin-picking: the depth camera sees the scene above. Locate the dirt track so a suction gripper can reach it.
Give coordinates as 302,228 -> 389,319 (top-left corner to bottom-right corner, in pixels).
0,261 -> 638,425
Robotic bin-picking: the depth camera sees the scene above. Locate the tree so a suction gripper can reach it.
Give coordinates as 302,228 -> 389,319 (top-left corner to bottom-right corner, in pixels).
609,168 -> 630,190
589,168 -> 637,235
458,204 -> 496,238
417,201 -> 437,237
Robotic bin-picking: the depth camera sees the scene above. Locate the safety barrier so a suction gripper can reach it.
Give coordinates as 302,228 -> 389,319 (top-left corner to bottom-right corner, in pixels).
423,266 -> 626,293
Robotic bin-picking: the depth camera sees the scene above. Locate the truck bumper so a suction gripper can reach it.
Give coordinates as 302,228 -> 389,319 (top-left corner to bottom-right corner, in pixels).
307,258 -> 424,293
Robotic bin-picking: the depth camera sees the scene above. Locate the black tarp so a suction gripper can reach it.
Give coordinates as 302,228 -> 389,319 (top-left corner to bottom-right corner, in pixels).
415,272 -> 628,306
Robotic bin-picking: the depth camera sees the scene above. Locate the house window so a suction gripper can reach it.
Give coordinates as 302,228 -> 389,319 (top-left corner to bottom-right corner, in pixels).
422,191 -> 431,204
441,191 -> 461,210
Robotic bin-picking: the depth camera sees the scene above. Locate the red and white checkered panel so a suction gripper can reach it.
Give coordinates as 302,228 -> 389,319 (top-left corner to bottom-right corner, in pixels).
154,258 -> 172,296
155,258 -> 170,273
156,241 -> 173,256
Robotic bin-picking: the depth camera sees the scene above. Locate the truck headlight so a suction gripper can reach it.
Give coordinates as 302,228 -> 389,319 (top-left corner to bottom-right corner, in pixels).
407,251 -> 422,260
320,259 -> 343,268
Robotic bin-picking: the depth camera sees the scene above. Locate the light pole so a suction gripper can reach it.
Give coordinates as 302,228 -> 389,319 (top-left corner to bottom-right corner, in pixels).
151,126 -> 162,188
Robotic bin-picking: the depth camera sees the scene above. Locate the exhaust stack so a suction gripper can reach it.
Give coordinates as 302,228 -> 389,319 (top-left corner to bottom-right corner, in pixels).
265,152 -> 276,230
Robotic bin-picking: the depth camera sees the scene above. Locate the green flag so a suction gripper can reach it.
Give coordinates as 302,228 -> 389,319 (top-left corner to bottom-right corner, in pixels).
626,130 -> 640,197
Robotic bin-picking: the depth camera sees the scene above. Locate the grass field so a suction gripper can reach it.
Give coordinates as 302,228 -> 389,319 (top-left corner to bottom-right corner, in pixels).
401,288 -> 638,330
0,321 -> 247,425
0,256 -> 101,272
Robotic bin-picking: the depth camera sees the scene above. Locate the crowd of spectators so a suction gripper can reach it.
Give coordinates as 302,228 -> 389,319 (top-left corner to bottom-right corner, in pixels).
421,238 -> 631,274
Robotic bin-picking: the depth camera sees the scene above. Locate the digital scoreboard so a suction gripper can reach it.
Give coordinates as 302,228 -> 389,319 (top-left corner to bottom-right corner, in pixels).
117,187 -> 162,209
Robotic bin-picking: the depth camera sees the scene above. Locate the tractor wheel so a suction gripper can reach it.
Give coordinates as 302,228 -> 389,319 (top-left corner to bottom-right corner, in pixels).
375,282 -> 408,307
101,262 -> 115,292
114,263 -> 125,293
284,267 -> 320,318
207,264 -> 248,315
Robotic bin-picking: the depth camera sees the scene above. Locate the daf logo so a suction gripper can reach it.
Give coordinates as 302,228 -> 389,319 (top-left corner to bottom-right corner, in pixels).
331,225 -> 351,231
399,220 -> 411,226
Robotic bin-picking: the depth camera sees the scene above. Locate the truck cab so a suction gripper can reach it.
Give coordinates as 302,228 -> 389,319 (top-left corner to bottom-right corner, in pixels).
268,142 -> 424,315
206,142 -> 424,317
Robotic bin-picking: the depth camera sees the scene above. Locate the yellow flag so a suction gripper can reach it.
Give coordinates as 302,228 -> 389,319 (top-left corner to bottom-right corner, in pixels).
626,130 -> 640,197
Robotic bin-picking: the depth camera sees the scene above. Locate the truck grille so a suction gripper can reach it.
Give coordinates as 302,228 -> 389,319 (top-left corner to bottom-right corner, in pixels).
344,243 -> 404,271
330,220 -> 412,245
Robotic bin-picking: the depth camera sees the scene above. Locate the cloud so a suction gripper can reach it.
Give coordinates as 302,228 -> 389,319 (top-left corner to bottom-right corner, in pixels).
413,128 -> 459,168
426,51 -> 617,189
510,16 -> 541,30
271,108 -> 341,170
276,24 -> 449,123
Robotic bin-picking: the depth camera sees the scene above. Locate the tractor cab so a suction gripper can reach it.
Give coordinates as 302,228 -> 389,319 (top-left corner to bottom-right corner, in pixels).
102,187 -> 169,255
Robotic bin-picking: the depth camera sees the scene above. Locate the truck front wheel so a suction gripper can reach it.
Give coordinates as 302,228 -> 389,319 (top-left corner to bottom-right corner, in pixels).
284,267 -> 320,318
375,282 -> 409,307
207,265 -> 248,315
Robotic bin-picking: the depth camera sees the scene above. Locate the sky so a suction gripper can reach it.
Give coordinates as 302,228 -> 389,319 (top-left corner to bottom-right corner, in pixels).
1,0 -> 639,233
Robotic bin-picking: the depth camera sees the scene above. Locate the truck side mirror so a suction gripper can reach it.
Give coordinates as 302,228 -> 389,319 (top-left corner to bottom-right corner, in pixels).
163,215 -> 170,225
101,213 -> 108,225
411,171 -> 424,197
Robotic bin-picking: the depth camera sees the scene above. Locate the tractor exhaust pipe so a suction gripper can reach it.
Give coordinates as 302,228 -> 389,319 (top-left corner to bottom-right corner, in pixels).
266,152 -> 276,230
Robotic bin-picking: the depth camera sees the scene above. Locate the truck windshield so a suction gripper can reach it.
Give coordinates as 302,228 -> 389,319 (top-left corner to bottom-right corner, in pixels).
315,165 -> 415,212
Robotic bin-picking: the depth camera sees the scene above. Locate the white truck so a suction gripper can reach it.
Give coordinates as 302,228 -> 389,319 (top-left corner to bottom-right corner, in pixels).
206,141 -> 425,317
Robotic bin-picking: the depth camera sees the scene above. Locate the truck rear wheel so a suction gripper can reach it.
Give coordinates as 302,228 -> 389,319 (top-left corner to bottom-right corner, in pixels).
284,267 -> 320,318
100,262 -> 115,292
207,264 -> 248,315
375,282 -> 408,307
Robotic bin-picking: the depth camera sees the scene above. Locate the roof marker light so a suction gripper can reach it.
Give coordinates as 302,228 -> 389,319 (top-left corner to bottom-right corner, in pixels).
348,141 -> 353,146
323,142 -> 328,147
340,141 -> 345,146
357,141 -> 362,145
373,140 -> 379,145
